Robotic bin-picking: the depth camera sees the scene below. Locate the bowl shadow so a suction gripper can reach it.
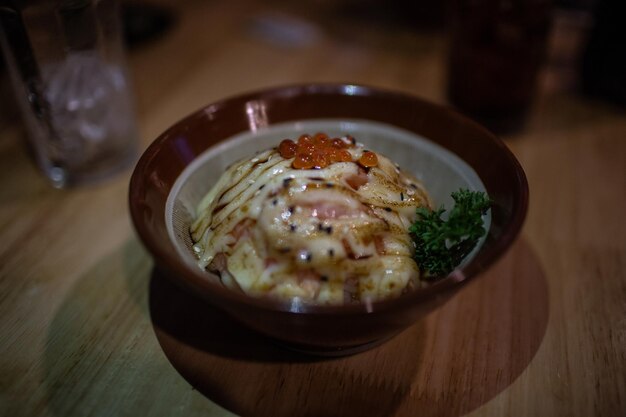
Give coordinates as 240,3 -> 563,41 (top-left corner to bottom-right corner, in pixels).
150,267 -> 423,417
149,237 -> 549,417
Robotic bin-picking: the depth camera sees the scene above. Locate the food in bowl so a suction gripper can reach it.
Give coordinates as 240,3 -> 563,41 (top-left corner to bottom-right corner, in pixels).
190,132 -> 490,305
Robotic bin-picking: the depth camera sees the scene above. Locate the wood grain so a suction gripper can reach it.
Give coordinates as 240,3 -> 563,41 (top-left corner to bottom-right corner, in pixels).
0,1 -> 625,416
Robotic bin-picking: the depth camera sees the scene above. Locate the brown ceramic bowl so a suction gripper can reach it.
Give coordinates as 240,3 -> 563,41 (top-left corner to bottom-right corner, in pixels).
129,84 -> 528,356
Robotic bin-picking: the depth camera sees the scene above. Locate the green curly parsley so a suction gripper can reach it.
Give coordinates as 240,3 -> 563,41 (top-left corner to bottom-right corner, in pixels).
410,189 -> 491,278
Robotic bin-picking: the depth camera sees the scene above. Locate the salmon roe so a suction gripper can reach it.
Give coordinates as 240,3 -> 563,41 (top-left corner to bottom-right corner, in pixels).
278,139 -> 297,158
278,133 -> 379,170
358,150 -> 378,168
293,153 -> 315,169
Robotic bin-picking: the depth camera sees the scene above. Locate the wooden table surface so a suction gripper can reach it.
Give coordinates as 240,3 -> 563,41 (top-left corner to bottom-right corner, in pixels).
1,1 -> 625,416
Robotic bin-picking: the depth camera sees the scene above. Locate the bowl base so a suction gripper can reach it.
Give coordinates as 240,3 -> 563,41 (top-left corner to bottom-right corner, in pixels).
271,335 -> 395,357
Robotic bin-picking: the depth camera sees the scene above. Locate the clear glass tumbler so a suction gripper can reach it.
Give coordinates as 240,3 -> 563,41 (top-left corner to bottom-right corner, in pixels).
0,0 -> 139,188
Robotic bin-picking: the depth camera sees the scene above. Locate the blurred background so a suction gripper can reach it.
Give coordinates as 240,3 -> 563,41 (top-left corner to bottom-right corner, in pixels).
0,0 -> 626,134
1,0 -> 623,142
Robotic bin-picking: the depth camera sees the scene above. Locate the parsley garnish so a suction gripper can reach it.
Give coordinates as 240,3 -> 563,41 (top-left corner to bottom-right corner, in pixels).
410,189 -> 491,278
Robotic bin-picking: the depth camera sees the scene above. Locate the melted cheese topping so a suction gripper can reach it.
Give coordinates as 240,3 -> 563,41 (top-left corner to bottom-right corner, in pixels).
191,139 -> 432,305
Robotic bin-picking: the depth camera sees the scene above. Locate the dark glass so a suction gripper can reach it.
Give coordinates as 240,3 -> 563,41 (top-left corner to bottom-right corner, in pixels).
447,0 -> 553,134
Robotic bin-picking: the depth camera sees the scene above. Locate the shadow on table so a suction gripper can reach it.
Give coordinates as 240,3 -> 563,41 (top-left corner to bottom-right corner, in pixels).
149,267 -> 421,417
149,238 -> 549,417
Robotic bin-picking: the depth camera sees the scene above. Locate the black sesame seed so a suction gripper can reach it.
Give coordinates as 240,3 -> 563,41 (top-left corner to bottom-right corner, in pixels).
283,177 -> 294,188
384,207 -> 392,212
288,205 -> 294,214
310,177 -> 323,181
400,192 -> 404,201
410,183 -> 417,189
325,182 -> 334,188
325,226 -> 333,234
318,223 -> 324,231
290,224 -> 297,232
320,275 -> 329,282
306,253 -> 312,262
259,184 -> 265,190
272,199 -> 278,206
329,249 -> 335,257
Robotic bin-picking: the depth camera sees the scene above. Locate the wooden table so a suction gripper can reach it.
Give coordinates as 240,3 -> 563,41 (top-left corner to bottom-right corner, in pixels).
1,1 -> 624,416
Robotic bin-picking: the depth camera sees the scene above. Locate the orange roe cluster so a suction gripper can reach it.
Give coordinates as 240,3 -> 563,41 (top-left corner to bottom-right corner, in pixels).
278,133 -> 378,170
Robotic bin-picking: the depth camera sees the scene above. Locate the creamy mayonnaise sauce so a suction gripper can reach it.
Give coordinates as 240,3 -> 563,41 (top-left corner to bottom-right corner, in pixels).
191,138 -> 432,305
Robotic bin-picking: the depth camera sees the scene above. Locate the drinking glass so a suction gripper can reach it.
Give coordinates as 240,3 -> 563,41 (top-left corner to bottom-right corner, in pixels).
446,0 -> 553,134
0,0 -> 139,188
